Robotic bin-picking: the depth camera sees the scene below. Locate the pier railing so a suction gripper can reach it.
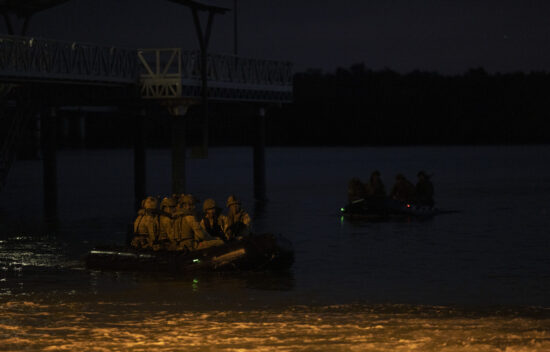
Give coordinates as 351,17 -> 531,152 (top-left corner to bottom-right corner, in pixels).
138,48 -> 293,103
138,48 -> 182,98
0,35 -> 138,84
0,35 -> 292,102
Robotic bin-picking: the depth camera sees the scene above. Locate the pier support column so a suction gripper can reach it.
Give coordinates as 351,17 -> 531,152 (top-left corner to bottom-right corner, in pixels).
41,107 -> 58,222
77,113 -> 86,149
253,107 -> 267,202
171,106 -> 188,195
134,109 -> 146,210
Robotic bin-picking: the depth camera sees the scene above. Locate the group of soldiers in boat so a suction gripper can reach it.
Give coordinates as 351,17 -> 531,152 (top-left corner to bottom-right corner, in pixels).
348,170 -> 435,207
131,194 -> 251,252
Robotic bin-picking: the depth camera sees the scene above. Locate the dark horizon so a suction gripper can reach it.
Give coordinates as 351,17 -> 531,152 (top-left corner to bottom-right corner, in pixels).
2,0 -> 550,75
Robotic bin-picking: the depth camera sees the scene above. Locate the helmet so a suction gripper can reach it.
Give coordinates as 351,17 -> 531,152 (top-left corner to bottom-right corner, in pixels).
349,177 -> 361,185
417,171 -> 429,178
144,196 -> 158,209
203,198 -> 216,211
181,194 -> 197,205
161,197 -> 177,209
226,195 -> 241,207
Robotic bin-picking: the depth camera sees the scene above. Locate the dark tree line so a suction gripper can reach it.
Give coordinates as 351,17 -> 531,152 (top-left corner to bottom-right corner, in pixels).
57,64 -> 550,148
266,64 -> 550,146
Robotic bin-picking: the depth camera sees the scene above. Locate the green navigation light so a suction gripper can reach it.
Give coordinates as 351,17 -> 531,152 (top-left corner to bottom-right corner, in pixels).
193,258 -> 200,263
340,208 -> 345,212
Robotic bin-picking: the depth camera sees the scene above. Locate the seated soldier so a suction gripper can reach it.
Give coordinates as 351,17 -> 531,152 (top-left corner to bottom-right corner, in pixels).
415,171 -> 435,207
131,196 -> 159,249
156,196 -> 177,250
200,198 -> 226,241
390,174 -> 416,203
133,199 -> 146,231
171,194 -> 224,251
363,170 -> 387,209
347,177 -> 367,203
223,195 -> 252,240
366,170 -> 386,199
129,199 -> 146,245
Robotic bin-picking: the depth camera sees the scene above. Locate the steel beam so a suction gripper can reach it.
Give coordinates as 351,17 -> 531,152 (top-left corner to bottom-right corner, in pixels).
41,107 -> 57,223
134,109 -> 146,210
253,107 -> 267,202
171,106 -> 188,195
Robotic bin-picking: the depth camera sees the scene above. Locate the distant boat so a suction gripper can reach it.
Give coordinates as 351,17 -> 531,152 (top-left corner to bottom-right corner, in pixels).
340,198 -> 452,221
85,233 -> 294,273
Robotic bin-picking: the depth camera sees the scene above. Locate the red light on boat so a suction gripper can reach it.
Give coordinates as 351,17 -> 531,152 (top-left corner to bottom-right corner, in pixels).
406,204 -> 411,208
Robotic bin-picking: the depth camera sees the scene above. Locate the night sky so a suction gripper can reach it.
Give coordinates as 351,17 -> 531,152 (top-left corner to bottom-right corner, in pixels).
4,0 -> 550,74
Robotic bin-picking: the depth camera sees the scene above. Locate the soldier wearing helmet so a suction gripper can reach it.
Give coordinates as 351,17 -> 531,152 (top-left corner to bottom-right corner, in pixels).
133,199 -> 146,234
131,196 -> 160,249
157,196 -> 177,250
390,174 -> 415,203
200,198 -> 226,241
365,170 -> 386,199
223,195 -> 252,240
172,194 -> 223,251
347,177 -> 367,203
415,171 -> 434,207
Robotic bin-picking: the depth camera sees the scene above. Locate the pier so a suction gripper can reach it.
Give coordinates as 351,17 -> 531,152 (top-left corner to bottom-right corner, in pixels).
0,0 -> 292,221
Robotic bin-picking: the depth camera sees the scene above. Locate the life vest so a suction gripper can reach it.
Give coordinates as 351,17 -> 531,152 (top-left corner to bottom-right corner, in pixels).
226,210 -> 251,238
158,212 -> 174,241
173,210 -> 197,242
202,216 -> 225,240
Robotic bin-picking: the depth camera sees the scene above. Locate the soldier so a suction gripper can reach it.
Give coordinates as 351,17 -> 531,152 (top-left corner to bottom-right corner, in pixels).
365,170 -> 386,199
200,198 -> 226,241
390,174 -> 416,203
176,193 -> 187,204
347,177 -> 367,203
131,196 -> 159,249
172,194 -> 223,251
223,195 -> 252,240
133,199 -> 146,233
157,196 -> 177,250
415,171 -> 435,207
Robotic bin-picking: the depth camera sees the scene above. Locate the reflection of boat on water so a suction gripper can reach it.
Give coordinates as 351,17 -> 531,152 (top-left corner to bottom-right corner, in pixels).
341,198 -> 452,221
85,233 -> 294,273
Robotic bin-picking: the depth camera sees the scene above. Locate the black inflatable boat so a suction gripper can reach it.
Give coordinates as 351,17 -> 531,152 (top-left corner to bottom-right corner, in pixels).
85,233 -> 294,273
341,198 -> 445,221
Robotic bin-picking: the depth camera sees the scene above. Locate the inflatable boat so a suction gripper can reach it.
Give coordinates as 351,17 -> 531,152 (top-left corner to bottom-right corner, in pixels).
85,233 -> 294,273
341,198 -> 444,221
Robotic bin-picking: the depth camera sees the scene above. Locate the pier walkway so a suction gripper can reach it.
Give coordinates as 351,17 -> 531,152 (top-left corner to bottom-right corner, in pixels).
0,35 -> 292,101
0,34 -> 293,214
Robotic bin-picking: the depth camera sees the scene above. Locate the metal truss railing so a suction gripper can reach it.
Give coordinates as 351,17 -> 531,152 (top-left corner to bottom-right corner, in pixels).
0,35 -> 138,84
0,35 -> 291,100
139,48 -> 293,102
183,50 -> 293,86
138,48 -> 182,99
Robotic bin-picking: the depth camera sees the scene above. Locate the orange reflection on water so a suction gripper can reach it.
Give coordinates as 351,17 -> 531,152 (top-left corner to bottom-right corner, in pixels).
1,301 -> 549,351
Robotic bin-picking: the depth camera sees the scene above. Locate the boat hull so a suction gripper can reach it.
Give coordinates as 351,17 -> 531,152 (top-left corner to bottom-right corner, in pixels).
85,233 -> 294,273
341,198 -> 441,221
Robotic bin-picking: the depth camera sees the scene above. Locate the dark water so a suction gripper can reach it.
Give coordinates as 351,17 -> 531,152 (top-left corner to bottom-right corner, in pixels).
1,146 -> 549,351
